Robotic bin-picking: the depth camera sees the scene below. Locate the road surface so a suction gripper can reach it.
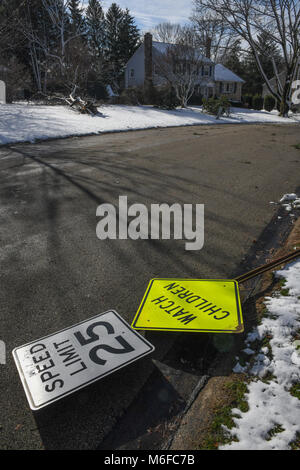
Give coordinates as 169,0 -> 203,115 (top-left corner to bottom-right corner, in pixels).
0,123 -> 299,449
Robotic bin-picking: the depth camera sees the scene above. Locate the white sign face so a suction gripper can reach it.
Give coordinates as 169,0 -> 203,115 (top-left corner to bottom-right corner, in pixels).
13,311 -> 155,410
0,80 -> 6,104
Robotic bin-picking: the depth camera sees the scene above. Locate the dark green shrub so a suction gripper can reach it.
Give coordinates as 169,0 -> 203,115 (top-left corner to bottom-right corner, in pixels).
242,95 -> 253,108
252,94 -> 264,110
154,85 -> 180,109
264,95 -> 276,112
202,97 -> 219,115
143,82 -> 159,105
202,95 -> 230,116
112,87 -> 140,105
188,93 -> 203,106
87,81 -> 109,100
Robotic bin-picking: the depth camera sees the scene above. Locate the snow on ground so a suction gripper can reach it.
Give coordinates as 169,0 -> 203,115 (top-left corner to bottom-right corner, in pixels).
270,193 -> 300,217
221,260 -> 300,450
0,103 -> 299,146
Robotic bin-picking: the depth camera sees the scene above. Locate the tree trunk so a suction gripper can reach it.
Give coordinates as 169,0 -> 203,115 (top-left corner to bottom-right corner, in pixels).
279,75 -> 292,117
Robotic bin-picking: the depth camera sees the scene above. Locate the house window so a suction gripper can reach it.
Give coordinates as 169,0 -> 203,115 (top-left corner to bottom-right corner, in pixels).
221,83 -> 234,93
130,69 -> 135,78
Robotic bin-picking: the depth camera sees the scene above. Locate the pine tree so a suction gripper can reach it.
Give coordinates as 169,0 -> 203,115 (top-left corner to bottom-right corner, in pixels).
222,40 -> 244,79
105,3 -> 139,87
255,31 -> 283,79
119,8 -> 140,65
243,31 -> 283,95
86,0 -> 106,58
69,0 -> 85,35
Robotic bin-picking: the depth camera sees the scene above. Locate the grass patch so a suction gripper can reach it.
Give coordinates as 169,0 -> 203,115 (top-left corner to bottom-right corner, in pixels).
226,381 -> 249,413
266,424 -> 285,441
290,433 -> 300,450
261,334 -> 273,348
280,288 -> 290,296
261,372 -> 276,384
290,383 -> 300,400
200,380 -> 249,450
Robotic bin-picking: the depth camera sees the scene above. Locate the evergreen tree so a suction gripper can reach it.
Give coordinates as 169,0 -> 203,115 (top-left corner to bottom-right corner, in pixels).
222,40 -> 244,79
86,0 -> 106,58
105,3 -> 139,87
119,9 -> 140,65
69,0 -> 85,35
242,31 -> 283,95
105,3 -> 123,58
255,31 -> 283,78
86,0 -> 108,96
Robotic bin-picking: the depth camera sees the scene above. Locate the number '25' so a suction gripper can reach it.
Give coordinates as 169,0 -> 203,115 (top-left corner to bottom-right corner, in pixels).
74,321 -> 135,366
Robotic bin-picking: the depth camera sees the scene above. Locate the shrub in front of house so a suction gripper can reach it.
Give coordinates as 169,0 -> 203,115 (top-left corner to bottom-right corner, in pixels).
111,87 -> 141,105
252,94 -> 264,111
229,100 -> 246,108
154,85 -> 180,110
202,97 -> 219,115
202,95 -> 230,116
242,95 -> 253,108
87,81 -> 109,101
188,93 -> 203,106
143,83 -> 160,105
264,95 -> 276,112
242,94 -> 253,108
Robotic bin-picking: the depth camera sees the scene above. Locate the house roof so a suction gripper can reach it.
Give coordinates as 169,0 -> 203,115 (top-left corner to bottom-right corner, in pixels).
214,64 -> 245,83
152,41 -> 213,64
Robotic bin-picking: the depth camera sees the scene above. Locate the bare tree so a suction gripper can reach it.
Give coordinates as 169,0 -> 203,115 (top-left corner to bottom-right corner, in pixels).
16,0 -> 88,93
152,23 -> 183,44
154,29 -> 207,107
41,0 -> 85,73
190,4 -> 238,61
194,0 -> 300,116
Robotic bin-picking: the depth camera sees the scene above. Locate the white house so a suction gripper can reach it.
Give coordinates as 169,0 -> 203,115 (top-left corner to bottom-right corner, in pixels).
0,80 -> 6,104
125,33 -> 245,102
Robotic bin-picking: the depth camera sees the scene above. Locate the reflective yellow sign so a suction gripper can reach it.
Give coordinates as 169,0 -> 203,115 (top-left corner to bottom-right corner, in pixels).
132,279 -> 243,333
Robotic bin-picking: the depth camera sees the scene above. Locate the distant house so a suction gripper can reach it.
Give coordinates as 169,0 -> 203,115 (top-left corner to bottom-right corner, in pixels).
125,33 -> 245,102
262,71 -> 286,99
262,69 -> 300,111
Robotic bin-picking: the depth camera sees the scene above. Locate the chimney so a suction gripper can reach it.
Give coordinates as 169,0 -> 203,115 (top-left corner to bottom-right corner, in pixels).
144,33 -> 153,86
205,36 -> 212,59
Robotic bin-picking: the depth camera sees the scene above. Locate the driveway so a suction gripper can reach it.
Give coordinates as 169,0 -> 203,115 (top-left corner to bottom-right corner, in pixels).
0,123 -> 299,449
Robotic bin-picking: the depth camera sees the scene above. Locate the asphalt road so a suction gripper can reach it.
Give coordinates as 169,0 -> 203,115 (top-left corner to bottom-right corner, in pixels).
0,123 -> 300,449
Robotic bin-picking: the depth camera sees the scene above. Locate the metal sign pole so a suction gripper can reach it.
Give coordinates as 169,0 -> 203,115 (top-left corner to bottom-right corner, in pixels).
236,249 -> 300,285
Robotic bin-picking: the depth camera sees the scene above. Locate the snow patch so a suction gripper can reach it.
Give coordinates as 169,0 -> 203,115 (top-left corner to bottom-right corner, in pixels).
223,260 -> 300,450
0,103 -> 299,146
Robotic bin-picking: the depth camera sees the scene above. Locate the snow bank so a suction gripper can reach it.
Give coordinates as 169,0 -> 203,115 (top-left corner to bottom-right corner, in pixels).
221,261 -> 300,450
0,103 -> 299,146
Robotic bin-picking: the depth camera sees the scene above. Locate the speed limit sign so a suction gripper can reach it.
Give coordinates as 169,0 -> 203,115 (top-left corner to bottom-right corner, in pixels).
13,310 -> 155,410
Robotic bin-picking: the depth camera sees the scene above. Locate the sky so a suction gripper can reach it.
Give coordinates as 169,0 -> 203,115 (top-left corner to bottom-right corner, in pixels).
86,1 -> 193,32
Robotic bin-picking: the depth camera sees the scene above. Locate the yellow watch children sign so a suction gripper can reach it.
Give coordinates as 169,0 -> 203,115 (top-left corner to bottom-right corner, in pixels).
132,279 -> 244,333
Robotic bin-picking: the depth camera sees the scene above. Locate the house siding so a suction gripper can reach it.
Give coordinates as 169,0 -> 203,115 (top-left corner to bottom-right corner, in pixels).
215,81 -> 242,101
125,44 -> 145,88
124,35 -> 244,102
